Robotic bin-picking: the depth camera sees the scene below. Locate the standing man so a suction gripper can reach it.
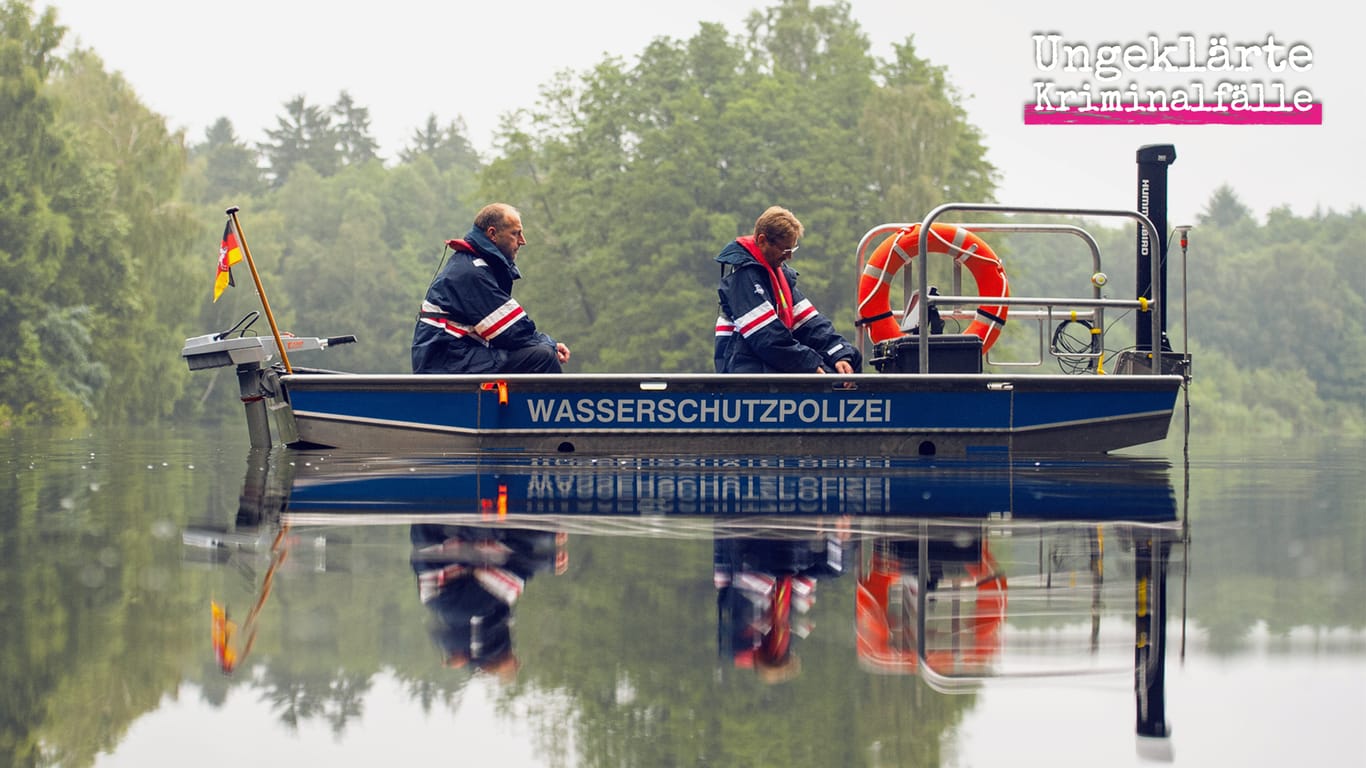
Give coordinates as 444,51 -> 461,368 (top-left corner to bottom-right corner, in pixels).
413,203 -> 570,373
713,206 -> 861,374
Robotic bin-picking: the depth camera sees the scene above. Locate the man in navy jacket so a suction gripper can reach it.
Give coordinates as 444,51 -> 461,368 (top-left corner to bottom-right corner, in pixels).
714,206 -> 861,374
413,203 -> 570,373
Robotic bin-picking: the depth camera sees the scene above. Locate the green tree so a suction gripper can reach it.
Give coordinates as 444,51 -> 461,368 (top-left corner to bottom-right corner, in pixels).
332,90 -> 380,165
261,95 -> 339,186
186,117 -> 266,204
0,1 -> 95,426
400,114 -> 482,174
1198,184 -> 1254,228
48,48 -> 202,423
391,114 -> 482,255
862,38 -> 998,222
1189,201 -> 1365,430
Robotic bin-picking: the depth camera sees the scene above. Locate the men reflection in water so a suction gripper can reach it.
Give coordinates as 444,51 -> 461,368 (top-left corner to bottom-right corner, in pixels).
410,524 -> 566,679
714,534 -> 847,683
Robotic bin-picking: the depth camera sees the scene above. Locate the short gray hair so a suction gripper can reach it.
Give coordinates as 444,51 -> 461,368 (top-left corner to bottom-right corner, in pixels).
474,203 -> 519,232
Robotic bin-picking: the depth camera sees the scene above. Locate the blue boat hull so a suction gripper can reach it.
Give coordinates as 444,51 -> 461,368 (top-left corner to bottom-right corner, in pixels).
279,372 -> 1182,457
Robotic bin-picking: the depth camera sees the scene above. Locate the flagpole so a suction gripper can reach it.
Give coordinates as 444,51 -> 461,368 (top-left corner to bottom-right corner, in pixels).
226,206 -> 293,374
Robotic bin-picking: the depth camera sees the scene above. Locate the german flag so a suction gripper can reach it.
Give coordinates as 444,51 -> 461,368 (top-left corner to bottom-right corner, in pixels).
214,220 -> 243,301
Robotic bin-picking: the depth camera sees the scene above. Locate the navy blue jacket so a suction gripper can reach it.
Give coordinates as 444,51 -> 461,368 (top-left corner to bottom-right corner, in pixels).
411,228 -> 557,373
713,239 -> 861,373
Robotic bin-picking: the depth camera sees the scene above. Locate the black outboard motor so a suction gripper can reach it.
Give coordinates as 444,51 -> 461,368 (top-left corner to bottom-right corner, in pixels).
1135,144 -> 1176,353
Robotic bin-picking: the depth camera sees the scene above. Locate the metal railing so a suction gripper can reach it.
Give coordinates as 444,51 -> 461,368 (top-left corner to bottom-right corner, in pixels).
855,205 -> 1169,375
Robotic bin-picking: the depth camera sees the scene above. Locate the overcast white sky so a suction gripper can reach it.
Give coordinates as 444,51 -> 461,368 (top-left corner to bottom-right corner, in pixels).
45,0 -> 1361,227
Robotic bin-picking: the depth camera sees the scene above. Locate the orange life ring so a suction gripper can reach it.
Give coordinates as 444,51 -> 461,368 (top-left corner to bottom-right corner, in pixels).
857,224 -> 1010,352
855,545 -> 1007,674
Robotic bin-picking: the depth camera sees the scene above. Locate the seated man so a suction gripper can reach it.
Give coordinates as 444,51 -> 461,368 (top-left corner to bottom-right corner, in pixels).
412,203 -> 570,373
713,206 -> 861,374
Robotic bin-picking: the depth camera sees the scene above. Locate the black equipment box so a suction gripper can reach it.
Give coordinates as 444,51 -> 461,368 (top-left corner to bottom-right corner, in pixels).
871,334 -> 983,373
1111,349 -> 1191,378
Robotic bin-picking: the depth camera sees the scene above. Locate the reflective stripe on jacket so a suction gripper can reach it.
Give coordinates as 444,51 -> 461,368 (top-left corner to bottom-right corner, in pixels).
412,232 -> 554,373
713,238 -> 861,374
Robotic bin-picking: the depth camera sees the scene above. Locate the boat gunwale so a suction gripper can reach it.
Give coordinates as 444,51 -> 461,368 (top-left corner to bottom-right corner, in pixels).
279,371 -> 1186,389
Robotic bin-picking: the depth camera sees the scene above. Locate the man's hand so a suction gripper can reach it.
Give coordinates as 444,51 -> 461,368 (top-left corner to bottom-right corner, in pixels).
555,343 -> 571,364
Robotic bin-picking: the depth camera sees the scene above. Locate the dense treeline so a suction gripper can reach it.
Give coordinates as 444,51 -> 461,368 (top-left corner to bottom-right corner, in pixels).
1,0 -> 1362,436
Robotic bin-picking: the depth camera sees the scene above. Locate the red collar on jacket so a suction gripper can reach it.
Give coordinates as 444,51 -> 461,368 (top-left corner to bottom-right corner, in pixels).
737,236 -> 794,328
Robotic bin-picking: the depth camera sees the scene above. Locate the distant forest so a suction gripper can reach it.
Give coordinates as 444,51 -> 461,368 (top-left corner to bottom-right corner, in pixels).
2,0 -> 1362,436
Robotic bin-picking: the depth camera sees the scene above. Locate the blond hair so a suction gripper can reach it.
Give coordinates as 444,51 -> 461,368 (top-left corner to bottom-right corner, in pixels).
753,206 -> 804,244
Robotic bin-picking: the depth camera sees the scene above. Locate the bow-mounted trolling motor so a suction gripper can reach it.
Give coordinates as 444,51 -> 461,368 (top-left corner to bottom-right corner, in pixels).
181,311 -> 357,448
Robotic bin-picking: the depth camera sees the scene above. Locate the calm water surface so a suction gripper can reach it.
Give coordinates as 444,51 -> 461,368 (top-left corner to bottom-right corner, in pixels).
2,425 -> 1362,767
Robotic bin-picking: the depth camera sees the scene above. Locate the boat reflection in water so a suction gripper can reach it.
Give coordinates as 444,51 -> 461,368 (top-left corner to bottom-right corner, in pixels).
189,448 -> 1184,752
853,520 -> 1180,750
